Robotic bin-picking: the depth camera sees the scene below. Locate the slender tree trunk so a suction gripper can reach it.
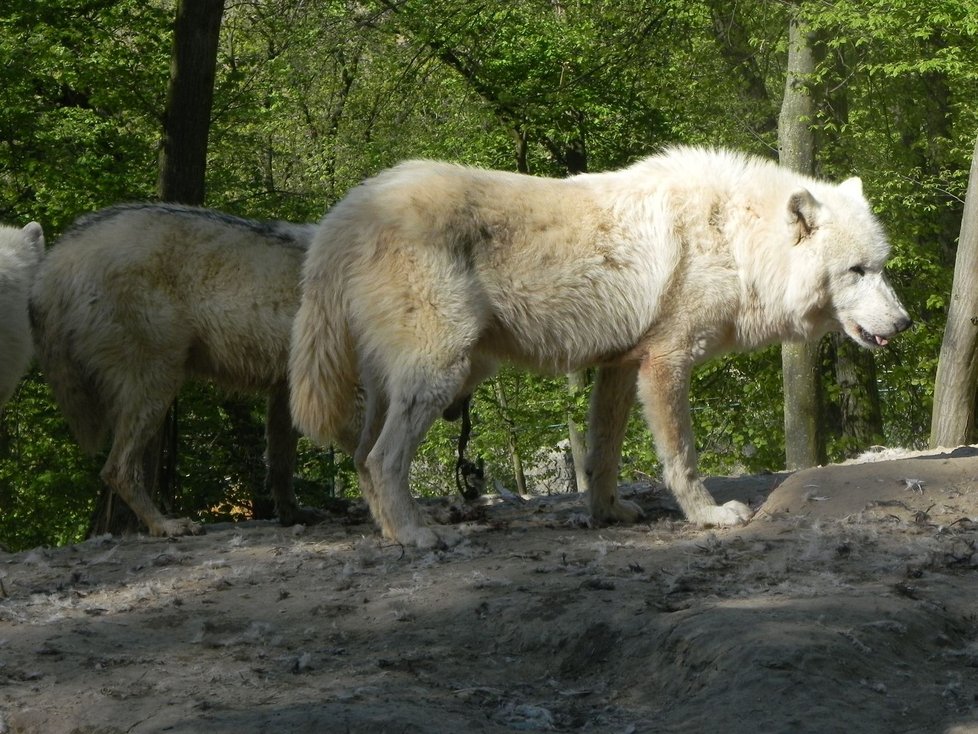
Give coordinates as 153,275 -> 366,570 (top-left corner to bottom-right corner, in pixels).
707,0 -> 777,135
566,370 -> 589,493
493,380 -> 527,494
817,44 -> 886,455
930,133 -> 978,447
778,6 -> 825,470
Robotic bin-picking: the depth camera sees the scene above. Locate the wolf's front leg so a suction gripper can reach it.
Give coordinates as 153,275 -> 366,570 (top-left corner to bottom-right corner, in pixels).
637,352 -> 751,527
97,409 -> 204,537
102,450 -> 203,537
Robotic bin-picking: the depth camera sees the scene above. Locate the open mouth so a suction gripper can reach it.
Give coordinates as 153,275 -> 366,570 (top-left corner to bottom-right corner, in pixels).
854,323 -> 890,348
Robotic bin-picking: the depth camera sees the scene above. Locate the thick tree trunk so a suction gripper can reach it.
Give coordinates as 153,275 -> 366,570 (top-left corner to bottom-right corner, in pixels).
157,0 -> 226,515
155,0 -> 226,513
930,133 -> 978,447
221,398 -> 269,517
778,7 -> 825,470
157,0 -> 225,203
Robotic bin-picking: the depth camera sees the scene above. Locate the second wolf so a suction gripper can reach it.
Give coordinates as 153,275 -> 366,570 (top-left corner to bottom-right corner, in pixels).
30,204 -> 317,536
0,221 -> 45,411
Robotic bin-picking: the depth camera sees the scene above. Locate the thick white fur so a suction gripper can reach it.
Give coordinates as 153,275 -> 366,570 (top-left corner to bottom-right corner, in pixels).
30,204 -> 316,536
0,222 -> 45,409
290,147 -> 911,548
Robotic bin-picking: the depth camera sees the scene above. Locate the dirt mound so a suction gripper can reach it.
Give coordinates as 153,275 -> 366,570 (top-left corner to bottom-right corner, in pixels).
1,449 -> 977,732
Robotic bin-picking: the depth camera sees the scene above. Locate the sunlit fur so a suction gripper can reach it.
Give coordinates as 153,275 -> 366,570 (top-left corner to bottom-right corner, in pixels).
30,204 -> 316,536
290,147 -> 911,548
0,222 -> 44,410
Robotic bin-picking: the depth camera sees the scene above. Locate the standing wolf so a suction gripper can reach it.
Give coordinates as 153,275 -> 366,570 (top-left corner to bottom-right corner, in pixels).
0,222 -> 45,410
290,147 -> 912,548
30,204 -> 317,536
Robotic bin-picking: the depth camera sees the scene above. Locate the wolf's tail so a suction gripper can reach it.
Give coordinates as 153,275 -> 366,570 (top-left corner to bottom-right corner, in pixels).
289,240 -> 360,453
29,263 -> 110,455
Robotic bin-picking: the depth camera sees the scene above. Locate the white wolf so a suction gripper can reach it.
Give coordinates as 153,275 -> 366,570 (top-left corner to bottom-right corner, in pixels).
0,222 -> 45,410
30,204 -> 318,536
290,147 -> 912,548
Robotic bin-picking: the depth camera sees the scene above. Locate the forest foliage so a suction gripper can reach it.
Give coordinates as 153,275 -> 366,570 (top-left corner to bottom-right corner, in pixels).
1,0 -> 976,550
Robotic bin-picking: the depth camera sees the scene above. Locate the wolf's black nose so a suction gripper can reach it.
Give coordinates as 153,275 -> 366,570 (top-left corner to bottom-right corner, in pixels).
895,315 -> 913,334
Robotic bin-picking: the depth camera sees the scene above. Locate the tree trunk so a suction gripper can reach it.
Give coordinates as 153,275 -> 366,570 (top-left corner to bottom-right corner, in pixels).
930,133 -> 978,447
157,0 -> 226,203
706,0 -> 777,135
778,6 -> 825,470
156,0 -> 226,511
816,39 -> 885,454
832,334 -> 884,455
493,380 -> 527,494
779,9 -> 815,177
566,370 -> 589,493
221,398 -> 269,517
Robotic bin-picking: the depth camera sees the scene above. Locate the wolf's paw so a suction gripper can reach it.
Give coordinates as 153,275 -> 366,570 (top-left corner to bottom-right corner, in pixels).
592,497 -> 644,525
691,500 -> 752,528
395,523 -> 462,550
150,517 -> 204,537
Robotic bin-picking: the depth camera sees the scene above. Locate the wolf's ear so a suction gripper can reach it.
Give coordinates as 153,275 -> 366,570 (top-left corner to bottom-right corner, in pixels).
839,177 -> 863,198
21,222 -> 45,262
788,188 -> 819,241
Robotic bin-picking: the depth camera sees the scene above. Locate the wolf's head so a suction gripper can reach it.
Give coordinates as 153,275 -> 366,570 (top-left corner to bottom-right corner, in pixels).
788,177 -> 912,349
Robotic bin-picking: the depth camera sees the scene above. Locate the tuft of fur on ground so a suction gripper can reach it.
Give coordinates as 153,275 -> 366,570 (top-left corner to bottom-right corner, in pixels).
1,448 -> 977,733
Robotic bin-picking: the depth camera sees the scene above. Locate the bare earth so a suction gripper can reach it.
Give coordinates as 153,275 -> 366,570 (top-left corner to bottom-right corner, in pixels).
2,447 -> 978,734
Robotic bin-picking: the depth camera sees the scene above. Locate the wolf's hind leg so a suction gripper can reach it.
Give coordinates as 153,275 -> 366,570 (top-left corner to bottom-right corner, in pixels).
586,364 -> 643,524
364,360 -> 471,549
353,370 -> 388,520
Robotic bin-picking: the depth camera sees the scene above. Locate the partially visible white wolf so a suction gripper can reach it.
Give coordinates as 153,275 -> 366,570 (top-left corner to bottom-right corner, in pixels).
30,204 -> 317,536
0,222 -> 45,410
290,147 -> 912,549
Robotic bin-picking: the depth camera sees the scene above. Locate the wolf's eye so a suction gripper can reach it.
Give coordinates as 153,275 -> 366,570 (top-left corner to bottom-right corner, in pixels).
849,265 -> 865,276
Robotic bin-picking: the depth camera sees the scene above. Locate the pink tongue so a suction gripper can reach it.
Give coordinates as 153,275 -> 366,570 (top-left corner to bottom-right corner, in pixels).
875,335 -> 888,346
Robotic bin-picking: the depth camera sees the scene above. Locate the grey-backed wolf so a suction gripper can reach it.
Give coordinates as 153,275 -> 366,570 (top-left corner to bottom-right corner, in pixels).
0,222 -> 45,411
290,147 -> 912,548
30,204 -> 317,536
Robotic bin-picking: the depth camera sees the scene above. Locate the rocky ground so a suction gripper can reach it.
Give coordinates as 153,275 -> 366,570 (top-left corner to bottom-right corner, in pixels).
1,447 -> 977,733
